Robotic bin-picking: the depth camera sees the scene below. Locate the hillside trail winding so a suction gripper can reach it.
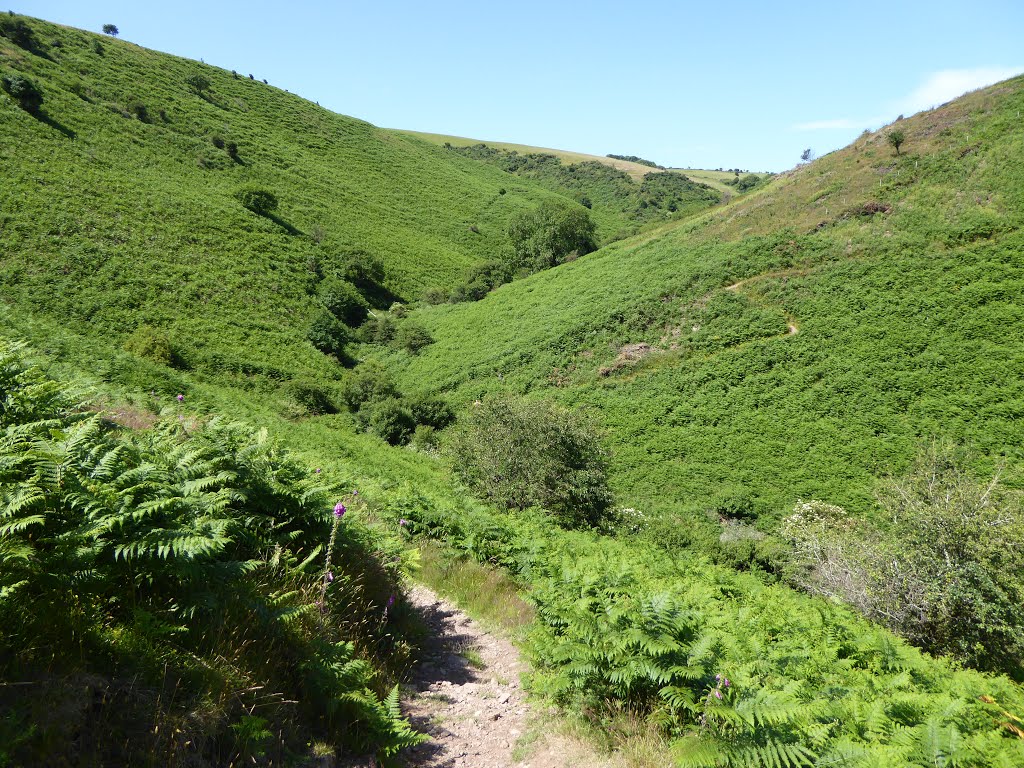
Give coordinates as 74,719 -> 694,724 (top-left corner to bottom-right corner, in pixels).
396,585 -> 622,768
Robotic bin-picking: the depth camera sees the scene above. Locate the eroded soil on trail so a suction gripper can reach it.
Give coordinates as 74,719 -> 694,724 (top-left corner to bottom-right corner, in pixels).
399,586 -> 620,768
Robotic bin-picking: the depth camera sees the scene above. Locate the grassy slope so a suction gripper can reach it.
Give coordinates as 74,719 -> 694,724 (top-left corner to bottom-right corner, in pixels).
671,167 -> 750,195
396,76 -> 1024,520
0,17 -> 584,384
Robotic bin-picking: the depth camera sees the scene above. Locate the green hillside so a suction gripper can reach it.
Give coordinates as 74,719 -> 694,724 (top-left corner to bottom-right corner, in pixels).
395,75 -> 1024,520
0,15 -> 598,386
3,13 -> 1024,768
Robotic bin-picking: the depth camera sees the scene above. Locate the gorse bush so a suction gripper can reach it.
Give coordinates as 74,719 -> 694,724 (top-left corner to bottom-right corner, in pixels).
0,341 -> 423,764
0,16 -> 39,51
445,395 -> 611,528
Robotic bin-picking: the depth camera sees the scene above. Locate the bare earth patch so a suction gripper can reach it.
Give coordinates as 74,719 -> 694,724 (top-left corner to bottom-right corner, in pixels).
400,585 -> 620,768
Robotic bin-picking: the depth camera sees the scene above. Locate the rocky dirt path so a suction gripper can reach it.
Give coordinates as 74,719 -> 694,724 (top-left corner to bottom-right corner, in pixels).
398,585 -> 620,768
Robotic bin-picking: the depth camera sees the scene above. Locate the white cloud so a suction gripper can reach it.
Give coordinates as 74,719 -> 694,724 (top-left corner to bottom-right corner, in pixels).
896,67 -> 1023,115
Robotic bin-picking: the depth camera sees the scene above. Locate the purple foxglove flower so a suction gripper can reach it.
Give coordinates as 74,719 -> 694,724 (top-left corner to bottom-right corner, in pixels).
399,518 -> 408,527
326,571 -> 334,582
714,690 -> 722,699
333,502 -> 346,517
176,394 -> 184,402
386,594 -> 395,609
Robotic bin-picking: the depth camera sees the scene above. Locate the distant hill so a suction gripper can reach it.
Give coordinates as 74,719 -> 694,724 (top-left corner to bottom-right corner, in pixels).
391,129 -> 663,180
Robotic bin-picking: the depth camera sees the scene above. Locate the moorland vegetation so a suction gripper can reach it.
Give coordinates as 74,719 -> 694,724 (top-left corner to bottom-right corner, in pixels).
2,12 -> 1024,767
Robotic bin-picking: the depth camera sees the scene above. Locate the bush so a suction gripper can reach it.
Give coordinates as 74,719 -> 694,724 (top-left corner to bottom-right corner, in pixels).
123,325 -> 174,366
365,397 -> 415,445
340,362 -> 399,411
1,74 -> 43,114
506,200 -> 597,274
234,187 -> 279,216
446,395 -> 611,528
306,310 -> 350,358
128,101 -> 149,122
318,278 -> 369,327
0,17 -> 38,50
406,393 -> 454,430
185,74 -> 211,95
394,322 -> 433,353
359,313 -> 396,345
783,443 -> 1024,675
284,379 -> 338,415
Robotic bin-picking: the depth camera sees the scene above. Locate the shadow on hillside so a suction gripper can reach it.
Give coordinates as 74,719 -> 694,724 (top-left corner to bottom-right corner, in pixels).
39,113 -> 75,139
266,213 -> 302,236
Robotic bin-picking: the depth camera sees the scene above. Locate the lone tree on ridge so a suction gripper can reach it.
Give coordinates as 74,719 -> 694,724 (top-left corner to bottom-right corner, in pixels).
886,128 -> 906,156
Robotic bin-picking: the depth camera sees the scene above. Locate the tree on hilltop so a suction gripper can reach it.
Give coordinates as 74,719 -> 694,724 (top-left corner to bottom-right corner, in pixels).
102,23 -> 119,36
886,128 -> 906,156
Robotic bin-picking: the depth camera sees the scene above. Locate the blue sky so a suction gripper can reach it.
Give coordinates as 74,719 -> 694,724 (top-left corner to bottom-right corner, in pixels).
15,1 -> 1024,171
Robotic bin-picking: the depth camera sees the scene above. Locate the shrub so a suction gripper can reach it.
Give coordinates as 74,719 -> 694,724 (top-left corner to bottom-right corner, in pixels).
410,424 -> 438,451
340,362 -> 398,411
306,310 -> 350,358
406,393 -> 454,430
394,322 -> 433,353
783,443 -> 1024,675
0,17 -> 38,50
446,395 -> 612,528
234,187 -> 279,216
319,278 -> 369,327
225,142 -> 239,161
421,286 -> 447,305
128,101 -> 149,122
123,325 -> 174,365
1,74 -> 43,114
185,74 -> 211,95
359,313 -> 396,345
284,379 -> 338,415
365,397 -> 415,445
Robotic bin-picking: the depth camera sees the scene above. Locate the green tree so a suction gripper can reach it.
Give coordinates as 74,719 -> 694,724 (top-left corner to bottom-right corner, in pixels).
446,395 -> 611,528
306,310 -> 349,357
318,277 -> 369,326
234,187 -> 279,216
102,23 -> 119,36
886,128 -> 906,155
506,200 -> 597,274
185,73 -> 211,96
